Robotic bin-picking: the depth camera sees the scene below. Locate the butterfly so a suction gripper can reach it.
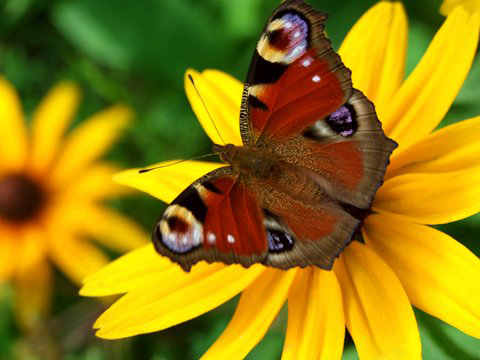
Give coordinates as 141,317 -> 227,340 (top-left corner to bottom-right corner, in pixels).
152,0 -> 397,272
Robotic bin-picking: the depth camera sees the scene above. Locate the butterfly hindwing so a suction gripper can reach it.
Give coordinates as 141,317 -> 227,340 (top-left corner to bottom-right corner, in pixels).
259,183 -> 359,269
153,167 -> 268,271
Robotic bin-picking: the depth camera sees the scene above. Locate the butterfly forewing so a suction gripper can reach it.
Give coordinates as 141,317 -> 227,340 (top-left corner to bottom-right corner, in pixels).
240,0 -> 352,145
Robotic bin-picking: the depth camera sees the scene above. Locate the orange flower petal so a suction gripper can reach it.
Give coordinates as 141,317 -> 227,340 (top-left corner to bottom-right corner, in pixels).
339,2 -> 407,118
440,0 -> 480,15
387,116 -> 480,177
48,231 -> 109,285
13,258 -> 51,331
0,76 -> 27,173
51,105 -> 133,185
203,268 -> 296,359
81,244 -> 180,297
364,214 -> 480,338
334,242 -> 421,359
114,161 -> 225,204
0,226 -> 17,281
57,163 -> 128,200
94,264 -> 265,339
185,69 -> 243,146
282,268 -> 344,360
69,204 -> 148,253
30,82 -> 81,174
374,166 -> 480,224
383,8 -> 479,149
16,224 -> 47,274
202,69 -> 244,117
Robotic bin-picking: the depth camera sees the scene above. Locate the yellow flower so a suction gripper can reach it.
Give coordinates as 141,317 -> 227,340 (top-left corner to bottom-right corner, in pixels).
0,79 -> 148,328
81,3 -> 480,359
441,0 -> 480,15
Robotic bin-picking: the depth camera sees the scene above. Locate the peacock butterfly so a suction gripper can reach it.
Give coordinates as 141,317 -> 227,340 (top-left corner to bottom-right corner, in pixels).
151,0 -> 397,271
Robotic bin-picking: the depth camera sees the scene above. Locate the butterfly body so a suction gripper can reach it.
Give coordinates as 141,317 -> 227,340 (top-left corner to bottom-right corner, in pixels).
215,143 -> 337,209
152,0 -> 397,272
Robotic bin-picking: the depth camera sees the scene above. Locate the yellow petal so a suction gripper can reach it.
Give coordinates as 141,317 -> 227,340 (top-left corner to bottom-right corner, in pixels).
185,69 -> 243,146
16,224 -> 47,274
383,8 -> 479,149
334,242 -> 421,359
364,214 -> 480,338
202,69 -> 244,112
113,161 -> 225,204
0,76 -> 28,172
203,268 -> 296,360
81,244 -> 179,296
0,227 -> 17,281
71,204 -> 148,253
13,259 -> 52,331
30,82 -> 81,174
94,264 -> 265,339
374,166 -> 480,224
48,231 -> 109,285
339,2 -> 407,117
387,116 -> 480,177
440,0 -> 480,15
50,105 -> 132,185
282,268 -> 344,360
57,163 -> 129,200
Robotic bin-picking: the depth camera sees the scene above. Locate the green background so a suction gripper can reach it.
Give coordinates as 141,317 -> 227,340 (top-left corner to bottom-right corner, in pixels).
1,0 -> 479,358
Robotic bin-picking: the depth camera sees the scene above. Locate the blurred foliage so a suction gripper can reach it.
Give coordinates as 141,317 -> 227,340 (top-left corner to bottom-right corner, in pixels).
0,0 -> 479,358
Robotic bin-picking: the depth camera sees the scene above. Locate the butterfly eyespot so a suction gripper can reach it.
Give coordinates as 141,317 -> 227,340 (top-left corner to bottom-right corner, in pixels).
312,75 -> 321,83
155,205 -> 204,254
258,12 -> 309,65
166,216 -> 190,233
267,229 -> 295,253
325,104 -> 357,137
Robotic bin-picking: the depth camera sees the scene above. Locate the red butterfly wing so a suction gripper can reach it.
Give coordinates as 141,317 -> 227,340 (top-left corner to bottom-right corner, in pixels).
153,168 -> 268,271
240,0 -> 352,145
261,187 -> 359,270
240,0 -> 396,210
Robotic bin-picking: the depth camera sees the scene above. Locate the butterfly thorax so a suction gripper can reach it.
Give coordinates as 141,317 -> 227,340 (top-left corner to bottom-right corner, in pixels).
214,143 -> 326,206
214,143 -> 281,179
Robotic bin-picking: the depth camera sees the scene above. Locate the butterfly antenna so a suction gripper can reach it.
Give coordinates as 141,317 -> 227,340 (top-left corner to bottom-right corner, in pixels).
188,74 -> 226,145
138,153 -> 218,173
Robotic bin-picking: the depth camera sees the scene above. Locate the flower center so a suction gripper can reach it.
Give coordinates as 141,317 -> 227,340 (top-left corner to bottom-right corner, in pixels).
0,174 -> 45,223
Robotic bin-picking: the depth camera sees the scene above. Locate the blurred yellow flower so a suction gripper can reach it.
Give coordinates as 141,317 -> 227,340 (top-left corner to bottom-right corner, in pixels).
0,78 -> 148,329
82,3 -> 480,359
441,0 -> 480,15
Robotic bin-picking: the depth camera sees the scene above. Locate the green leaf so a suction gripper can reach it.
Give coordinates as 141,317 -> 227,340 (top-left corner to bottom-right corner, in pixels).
417,310 -> 480,360
342,344 -> 359,360
52,0 -> 230,82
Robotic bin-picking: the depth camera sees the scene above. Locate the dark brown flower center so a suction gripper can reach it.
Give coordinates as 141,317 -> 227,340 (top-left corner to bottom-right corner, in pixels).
0,174 -> 45,223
